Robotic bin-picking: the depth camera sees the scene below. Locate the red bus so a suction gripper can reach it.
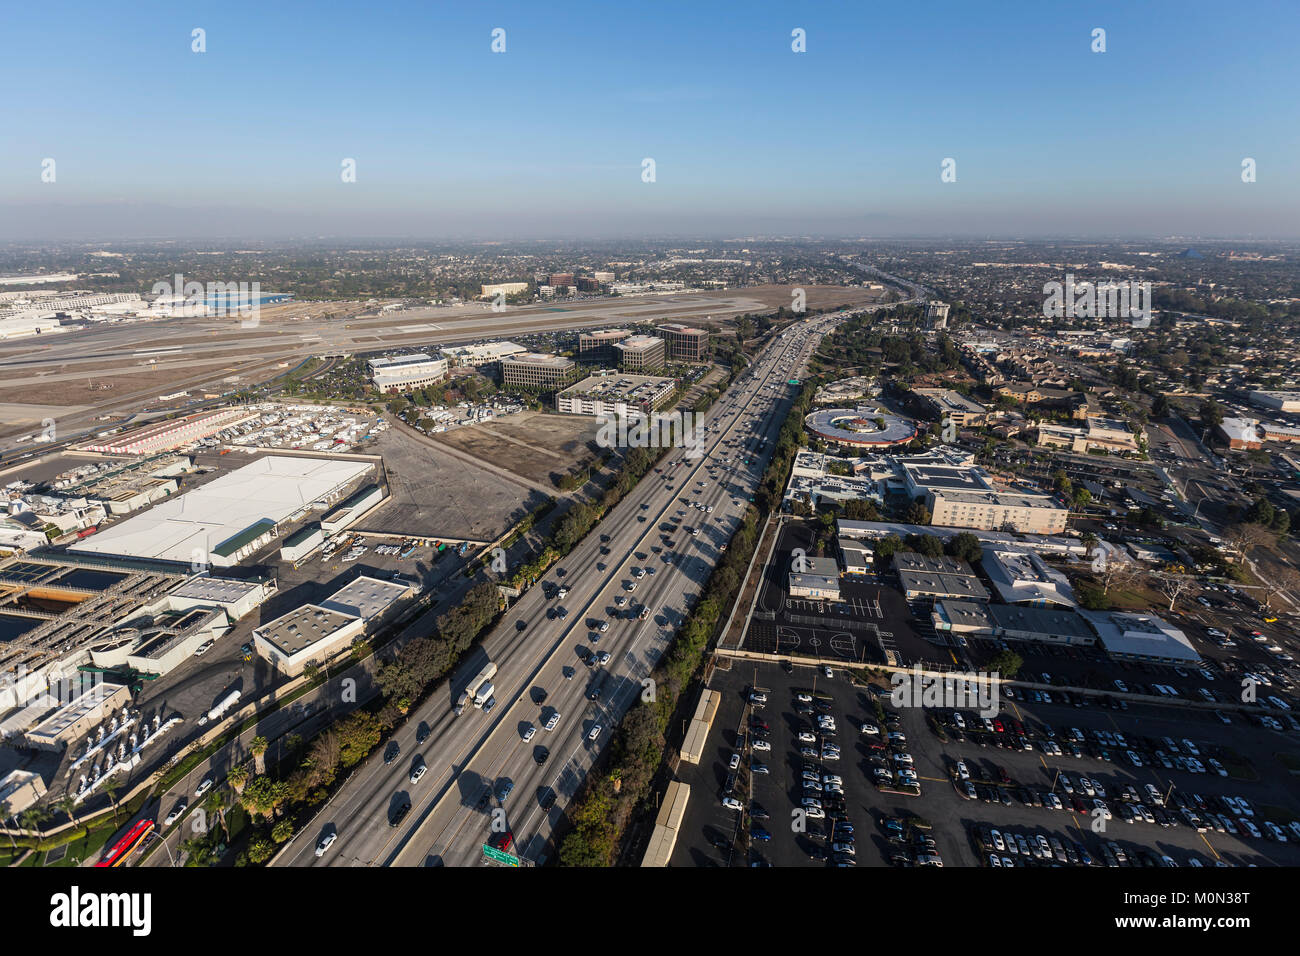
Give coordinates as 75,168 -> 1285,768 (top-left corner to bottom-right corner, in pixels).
95,818 -> 154,867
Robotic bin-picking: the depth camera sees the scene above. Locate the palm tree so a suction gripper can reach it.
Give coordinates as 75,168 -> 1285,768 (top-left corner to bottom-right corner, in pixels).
250,736 -> 269,775
0,799 -> 16,849
56,794 -> 80,830
18,806 -> 49,838
227,766 -> 249,796
101,777 -> 122,824
206,788 -> 231,843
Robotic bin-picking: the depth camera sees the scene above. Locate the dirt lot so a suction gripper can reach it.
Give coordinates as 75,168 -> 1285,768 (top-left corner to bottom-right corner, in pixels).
432,410 -> 600,488
365,426 -> 535,541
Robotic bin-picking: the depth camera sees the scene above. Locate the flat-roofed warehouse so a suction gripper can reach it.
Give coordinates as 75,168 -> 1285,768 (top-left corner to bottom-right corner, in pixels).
253,574 -> 414,676
82,407 -> 259,456
23,682 -> 132,751
68,455 -> 375,567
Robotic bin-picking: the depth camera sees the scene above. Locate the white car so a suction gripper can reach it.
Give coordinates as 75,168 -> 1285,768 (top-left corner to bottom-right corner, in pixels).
409,763 -> 427,785
522,724 -> 536,742
955,761 -> 970,781
588,724 -> 603,741
859,722 -> 879,736
194,777 -> 213,799
544,712 -> 560,731
797,731 -> 817,743
315,833 -> 337,857
164,802 -> 187,827
752,738 -> 771,752
722,796 -> 744,811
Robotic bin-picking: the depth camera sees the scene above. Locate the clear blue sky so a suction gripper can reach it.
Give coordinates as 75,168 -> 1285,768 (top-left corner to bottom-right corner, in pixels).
2,0 -> 1298,239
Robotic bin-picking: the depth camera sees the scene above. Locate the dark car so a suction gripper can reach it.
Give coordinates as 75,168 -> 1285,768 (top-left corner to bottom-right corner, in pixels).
383,742 -> 400,764
534,746 -> 550,765
496,780 -> 514,801
415,724 -> 430,744
389,799 -> 412,827
537,787 -> 557,810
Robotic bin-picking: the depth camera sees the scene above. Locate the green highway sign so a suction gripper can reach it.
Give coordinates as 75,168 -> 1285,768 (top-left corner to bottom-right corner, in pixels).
482,844 -> 520,867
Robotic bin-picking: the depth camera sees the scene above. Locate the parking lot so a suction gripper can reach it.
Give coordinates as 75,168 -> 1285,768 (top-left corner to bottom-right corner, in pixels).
744,521 -> 943,668
669,658 -> 1300,867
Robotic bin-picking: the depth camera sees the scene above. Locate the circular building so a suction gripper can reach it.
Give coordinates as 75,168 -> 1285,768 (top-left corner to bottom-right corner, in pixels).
805,405 -> 918,448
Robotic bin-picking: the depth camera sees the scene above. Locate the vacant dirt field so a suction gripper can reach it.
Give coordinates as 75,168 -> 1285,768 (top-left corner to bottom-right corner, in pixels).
433,410 -> 601,488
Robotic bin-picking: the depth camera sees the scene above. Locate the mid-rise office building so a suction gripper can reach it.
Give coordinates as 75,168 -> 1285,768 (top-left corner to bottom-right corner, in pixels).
367,352 -> 448,393
501,352 -> 578,389
578,328 -> 632,364
615,335 -> 666,372
480,282 -> 530,299
658,323 -> 710,362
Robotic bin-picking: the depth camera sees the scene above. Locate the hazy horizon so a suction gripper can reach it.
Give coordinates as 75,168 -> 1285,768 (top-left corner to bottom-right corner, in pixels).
4,0 -> 1298,241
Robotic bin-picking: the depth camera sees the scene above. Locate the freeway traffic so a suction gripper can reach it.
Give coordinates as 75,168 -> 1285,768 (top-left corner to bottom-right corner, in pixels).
273,306 -> 891,867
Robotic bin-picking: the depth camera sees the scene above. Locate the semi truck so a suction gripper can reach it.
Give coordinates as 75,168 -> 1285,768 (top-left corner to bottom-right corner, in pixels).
198,689 -> 241,726
462,661 -> 497,711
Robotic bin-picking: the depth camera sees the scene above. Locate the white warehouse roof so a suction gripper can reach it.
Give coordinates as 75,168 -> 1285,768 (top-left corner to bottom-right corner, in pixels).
69,455 -> 372,565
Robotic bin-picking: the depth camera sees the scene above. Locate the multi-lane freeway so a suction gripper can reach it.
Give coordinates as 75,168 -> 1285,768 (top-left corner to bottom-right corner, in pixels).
274,305 -> 896,867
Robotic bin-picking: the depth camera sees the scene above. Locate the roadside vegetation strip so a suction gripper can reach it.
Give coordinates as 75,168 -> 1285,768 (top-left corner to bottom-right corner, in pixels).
6,789 -> 151,860
558,378 -> 820,866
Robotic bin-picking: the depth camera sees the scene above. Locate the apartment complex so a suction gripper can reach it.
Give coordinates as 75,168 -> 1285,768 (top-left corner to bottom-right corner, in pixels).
1036,417 -> 1140,454
501,352 -> 578,389
912,387 -> 988,427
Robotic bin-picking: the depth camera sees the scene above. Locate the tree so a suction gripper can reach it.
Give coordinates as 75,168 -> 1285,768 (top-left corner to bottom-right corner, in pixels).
945,532 -> 982,565
227,766 -> 249,796
250,736 -> 269,776
904,499 -> 931,525
271,819 -> 295,844
0,800 -> 16,849
874,534 -> 903,562
1224,522 -> 1274,562
1152,573 -> 1193,612
985,650 -> 1023,680
56,794 -> 79,829
100,776 -> 122,823
1260,566 -> 1300,610
246,838 -> 275,864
